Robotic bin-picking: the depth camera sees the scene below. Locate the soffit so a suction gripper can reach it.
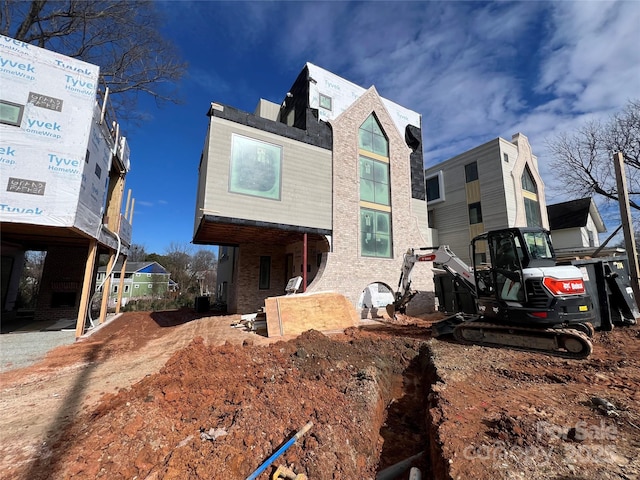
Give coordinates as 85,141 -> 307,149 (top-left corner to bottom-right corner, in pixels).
193,216 -> 329,246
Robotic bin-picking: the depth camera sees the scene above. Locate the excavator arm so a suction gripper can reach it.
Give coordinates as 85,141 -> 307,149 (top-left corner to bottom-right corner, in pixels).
387,245 -> 476,317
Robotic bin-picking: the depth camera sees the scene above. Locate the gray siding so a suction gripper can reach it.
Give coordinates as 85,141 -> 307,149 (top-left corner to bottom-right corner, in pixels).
202,117 -> 332,230
425,133 -> 546,264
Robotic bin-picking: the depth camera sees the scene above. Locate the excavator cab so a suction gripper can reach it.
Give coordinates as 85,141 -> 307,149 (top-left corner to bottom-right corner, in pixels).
472,227 -> 594,328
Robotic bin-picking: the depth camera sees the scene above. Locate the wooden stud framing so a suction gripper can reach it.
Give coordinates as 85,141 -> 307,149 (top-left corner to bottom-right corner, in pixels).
76,240 -> 98,339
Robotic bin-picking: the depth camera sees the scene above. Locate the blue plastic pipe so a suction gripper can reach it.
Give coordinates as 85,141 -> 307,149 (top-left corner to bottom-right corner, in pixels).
245,421 -> 313,480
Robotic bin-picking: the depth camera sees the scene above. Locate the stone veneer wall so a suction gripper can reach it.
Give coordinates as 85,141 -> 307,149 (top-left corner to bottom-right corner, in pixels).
306,87 -> 435,315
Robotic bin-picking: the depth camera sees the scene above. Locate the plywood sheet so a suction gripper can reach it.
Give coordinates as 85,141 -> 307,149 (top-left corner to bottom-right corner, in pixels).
264,292 -> 359,338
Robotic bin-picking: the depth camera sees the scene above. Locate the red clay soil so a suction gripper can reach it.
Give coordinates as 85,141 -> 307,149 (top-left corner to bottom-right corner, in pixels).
1,309 -> 639,480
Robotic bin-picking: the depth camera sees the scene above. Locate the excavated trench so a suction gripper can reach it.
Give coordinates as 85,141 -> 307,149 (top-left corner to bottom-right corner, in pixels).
4,322 -> 451,480
373,343 -> 445,480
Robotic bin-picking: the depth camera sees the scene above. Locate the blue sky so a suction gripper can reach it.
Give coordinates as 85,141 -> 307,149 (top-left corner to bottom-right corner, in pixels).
123,1 -> 640,254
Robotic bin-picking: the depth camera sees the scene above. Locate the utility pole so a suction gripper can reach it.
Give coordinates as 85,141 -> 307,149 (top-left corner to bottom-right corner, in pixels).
613,151 -> 640,309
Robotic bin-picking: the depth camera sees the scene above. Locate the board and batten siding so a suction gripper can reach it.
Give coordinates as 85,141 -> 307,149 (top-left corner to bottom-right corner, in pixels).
202,116 -> 332,230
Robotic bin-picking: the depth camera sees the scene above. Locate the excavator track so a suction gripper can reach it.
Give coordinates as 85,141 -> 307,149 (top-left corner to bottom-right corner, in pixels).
452,322 -> 593,359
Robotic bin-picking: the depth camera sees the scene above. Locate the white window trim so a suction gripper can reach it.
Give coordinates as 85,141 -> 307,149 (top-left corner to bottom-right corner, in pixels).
426,170 -> 445,204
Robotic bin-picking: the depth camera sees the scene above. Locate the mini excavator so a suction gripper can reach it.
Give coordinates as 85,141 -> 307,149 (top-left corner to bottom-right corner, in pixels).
387,227 -> 595,358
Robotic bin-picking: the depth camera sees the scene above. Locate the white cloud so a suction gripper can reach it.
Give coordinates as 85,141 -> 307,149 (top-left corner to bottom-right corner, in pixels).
537,1 -> 640,113
170,1 -> 637,228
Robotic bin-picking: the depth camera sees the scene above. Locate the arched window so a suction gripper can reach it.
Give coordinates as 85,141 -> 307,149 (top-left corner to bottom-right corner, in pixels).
359,114 -> 392,257
521,165 -> 542,227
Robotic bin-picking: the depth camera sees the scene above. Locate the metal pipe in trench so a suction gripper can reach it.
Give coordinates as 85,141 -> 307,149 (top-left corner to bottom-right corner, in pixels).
375,450 -> 424,480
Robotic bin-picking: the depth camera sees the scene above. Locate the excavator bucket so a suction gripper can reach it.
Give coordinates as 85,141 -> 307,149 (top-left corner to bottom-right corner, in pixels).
385,303 -> 397,319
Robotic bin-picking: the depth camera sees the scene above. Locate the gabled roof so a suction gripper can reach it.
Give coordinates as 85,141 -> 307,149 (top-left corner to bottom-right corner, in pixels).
547,198 -> 606,232
97,261 -> 169,275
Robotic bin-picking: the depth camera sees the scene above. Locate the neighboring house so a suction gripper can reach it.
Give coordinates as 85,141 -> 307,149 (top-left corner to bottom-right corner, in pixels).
0,34 -> 132,331
547,198 -> 606,251
194,62 -> 433,315
96,262 -> 173,305
424,133 -> 547,265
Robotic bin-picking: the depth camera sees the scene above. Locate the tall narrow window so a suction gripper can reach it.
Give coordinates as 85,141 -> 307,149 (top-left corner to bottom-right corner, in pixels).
426,171 -> 444,203
465,162 -> 478,183
259,256 -> 271,289
522,165 -> 542,227
359,156 -> 389,205
468,202 -> 483,224
359,114 -> 392,258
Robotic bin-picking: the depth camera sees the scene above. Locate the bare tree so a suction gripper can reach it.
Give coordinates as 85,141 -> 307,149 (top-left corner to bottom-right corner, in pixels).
192,249 -> 217,295
162,242 -> 194,294
546,99 -> 640,210
127,244 -> 147,262
18,250 -> 46,308
160,244 -> 218,296
1,0 -> 187,122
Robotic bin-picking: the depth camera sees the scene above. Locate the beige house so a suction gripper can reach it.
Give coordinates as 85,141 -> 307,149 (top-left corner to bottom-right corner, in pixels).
424,133 -> 547,265
194,63 -> 433,315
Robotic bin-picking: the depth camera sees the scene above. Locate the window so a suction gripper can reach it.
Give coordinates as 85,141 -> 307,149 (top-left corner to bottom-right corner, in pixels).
426,171 -> 444,203
503,153 -> 509,163
361,208 -> 392,257
428,209 -> 436,228
521,165 -> 542,227
0,99 -> 24,126
134,284 -> 140,289
522,166 -> 537,193
524,198 -> 542,227
124,285 -> 130,293
259,256 -> 271,289
522,231 -> 553,259
319,93 -> 332,111
113,285 -> 118,293
465,162 -> 478,183
229,134 -> 282,201
468,202 -> 483,224
359,156 -> 389,205
359,114 -> 388,156
359,114 -> 392,258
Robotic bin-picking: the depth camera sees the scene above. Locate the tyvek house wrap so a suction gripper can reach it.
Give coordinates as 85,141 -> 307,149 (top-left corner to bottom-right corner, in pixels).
0,34 -> 112,238
305,62 -> 421,137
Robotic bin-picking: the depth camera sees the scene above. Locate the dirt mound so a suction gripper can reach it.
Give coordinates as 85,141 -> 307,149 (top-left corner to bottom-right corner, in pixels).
1,310 -> 639,480
428,325 -> 640,480
4,316 -> 432,479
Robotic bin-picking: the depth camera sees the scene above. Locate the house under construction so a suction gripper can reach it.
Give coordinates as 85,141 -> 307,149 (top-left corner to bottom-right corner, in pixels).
0,34 -> 133,337
194,63 -> 434,317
